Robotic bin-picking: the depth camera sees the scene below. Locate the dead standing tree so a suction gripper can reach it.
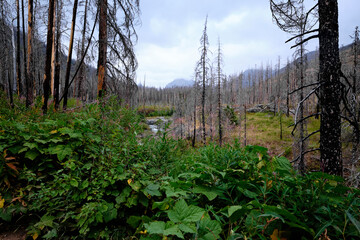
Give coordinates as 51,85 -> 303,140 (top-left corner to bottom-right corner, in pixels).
26,0 -> 34,107
42,0 -> 55,114
217,38 -> 223,146
270,0 -> 317,174
271,0 -> 345,176
95,0 -> 140,104
63,0 -> 79,110
196,16 -> 210,145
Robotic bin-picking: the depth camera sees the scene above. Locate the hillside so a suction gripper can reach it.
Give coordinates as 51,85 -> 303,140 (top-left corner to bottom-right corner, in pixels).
165,78 -> 194,88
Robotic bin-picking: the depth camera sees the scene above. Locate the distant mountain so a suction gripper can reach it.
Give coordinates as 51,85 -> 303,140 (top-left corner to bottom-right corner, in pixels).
165,79 -> 194,88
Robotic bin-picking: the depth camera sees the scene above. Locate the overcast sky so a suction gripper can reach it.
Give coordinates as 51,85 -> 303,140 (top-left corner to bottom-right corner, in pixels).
135,0 -> 360,88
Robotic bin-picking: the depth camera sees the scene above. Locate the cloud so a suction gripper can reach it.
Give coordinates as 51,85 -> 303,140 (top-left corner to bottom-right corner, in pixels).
136,1 -> 360,88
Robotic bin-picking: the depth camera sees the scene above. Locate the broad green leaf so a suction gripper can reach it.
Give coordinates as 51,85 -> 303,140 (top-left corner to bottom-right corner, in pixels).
70,179 -> 79,187
179,223 -> 196,233
163,224 -> 184,239
152,198 -> 171,211
37,215 -> 55,228
164,186 -> 187,198
24,142 -> 38,149
146,221 -> 166,235
228,206 -> 243,217
116,187 -> 132,204
167,199 -> 205,223
178,172 -> 201,180
144,183 -> 162,197
129,181 -> 142,192
192,186 -> 218,201
25,149 -> 39,160
103,207 -> 117,223
43,229 -> 57,239
48,145 -> 73,161
271,156 -> 292,173
198,215 -> 222,240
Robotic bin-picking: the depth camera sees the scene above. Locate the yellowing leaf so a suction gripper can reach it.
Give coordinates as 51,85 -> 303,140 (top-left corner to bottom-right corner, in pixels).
50,130 -> 58,134
328,180 -> 337,187
0,197 -> 4,208
32,232 -> 39,240
127,179 -> 132,185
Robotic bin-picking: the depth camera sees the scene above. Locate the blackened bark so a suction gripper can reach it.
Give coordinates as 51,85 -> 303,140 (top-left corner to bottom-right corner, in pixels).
54,2 -> 61,110
286,60 -> 290,117
192,83 -> 197,147
318,0 -> 342,176
16,0 -> 22,96
97,0 -> 107,98
7,71 -> 14,107
42,0 -> 55,114
77,0 -> 88,99
21,0 -> 28,102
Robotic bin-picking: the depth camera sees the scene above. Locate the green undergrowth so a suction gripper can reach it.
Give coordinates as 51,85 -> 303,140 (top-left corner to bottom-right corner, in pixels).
137,105 -> 174,117
0,94 -> 359,239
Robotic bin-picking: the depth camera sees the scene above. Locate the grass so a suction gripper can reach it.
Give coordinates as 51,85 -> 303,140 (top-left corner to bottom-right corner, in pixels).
225,112 -> 321,159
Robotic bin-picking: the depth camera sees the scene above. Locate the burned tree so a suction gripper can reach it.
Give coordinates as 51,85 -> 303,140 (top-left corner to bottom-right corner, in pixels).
26,0 -> 34,107
270,0 -> 347,176
196,16 -> 210,145
217,38 -> 223,146
270,0 -> 317,174
42,0 -> 55,114
63,0 -> 78,109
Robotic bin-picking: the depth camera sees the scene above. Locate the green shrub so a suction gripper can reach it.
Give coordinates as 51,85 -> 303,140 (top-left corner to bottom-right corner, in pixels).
0,93 -> 359,239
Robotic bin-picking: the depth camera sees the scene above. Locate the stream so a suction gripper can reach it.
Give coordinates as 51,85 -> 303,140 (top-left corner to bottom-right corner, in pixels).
146,117 -> 172,134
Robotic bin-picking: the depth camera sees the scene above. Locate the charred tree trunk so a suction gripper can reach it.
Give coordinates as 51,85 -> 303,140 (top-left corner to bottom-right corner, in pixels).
7,71 -> 14,107
318,0 -> 342,176
26,0 -> 34,107
42,0 -> 55,114
16,0 -> 22,96
63,0 -> 78,109
54,0 -> 62,110
286,60 -> 290,117
77,0 -> 88,99
97,0 -> 107,98
21,0 -> 28,101
217,40 -> 223,146
192,83 -> 197,147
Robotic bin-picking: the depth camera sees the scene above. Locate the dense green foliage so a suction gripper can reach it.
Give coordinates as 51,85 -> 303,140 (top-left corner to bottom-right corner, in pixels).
0,94 -> 359,239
